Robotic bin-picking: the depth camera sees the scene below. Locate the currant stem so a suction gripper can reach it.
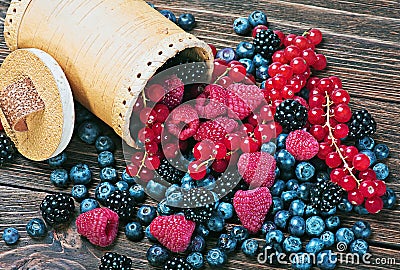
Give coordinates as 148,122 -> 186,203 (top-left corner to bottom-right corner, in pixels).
135,151 -> 148,177
213,68 -> 231,84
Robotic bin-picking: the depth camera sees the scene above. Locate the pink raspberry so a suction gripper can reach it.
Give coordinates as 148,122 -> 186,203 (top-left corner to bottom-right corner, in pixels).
286,129 -> 319,160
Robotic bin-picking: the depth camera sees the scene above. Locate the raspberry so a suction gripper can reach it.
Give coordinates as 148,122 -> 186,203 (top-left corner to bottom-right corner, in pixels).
193,117 -> 237,143
150,215 -> 196,253
76,208 -> 119,247
226,84 -> 264,120
162,75 -> 184,109
237,152 -> 276,188
166,105 -> 200,141
233,187 -> 273,233
195,84 -> 227,119
286,130 -> 319,160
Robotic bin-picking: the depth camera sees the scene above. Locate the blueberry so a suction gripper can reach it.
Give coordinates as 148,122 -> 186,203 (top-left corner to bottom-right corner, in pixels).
320,206 -> 337,217
360,150 -> 377,166
146,180 -> 167,201
157,199 -> 173,216
325,216 -> 341,231
115,180 -> 129,191
100,167 -> 118,183
137,205 -> 157,225
97,151 -> 115,168
271,197 -> 284,215
289,199 -> 306,216
78,121 -> 101,144
275,167 -> 281,178
265,229 -> 284,244
189,235 -> 206,253
289,216 -> 306,237
241,239 -> 259,257
286,179 -> 299,191
47,152 -> 67,167
261,221 -> 277,235
71,184 -> 88,201
305,238 -> 324,254
295,162 -> 315,181
316,171 -> 330,182
196,175 -> 216,190
95,182 -> 115,203
125,221 -> 144,241
217,234 -> 237,253
320,231 -> 335,247
187,252 -> 204,269
335,228 -> 354,246
291,252 -> 312,270
216,48 -> 237,63
181,179 -> 195,190
26,218 -> 47,238
274,210 -> 291,230
276,149 -> 295,170
338,198 -> 353,212
217,202 -> 233,220
305,216 -> 325,237
248,10 -> 267,27
353,205 -> 370,215
281,190 -> 298,206
70,163 -> 92,185
297,183 -> 311,201
95,135 -> 115,152
121,169 -> 136,185
206,248 -> 227,267
260,242 -> 284,265
283,236 -> 302,253
207,213 -> 225,232
253,53 -> 270,68
270,180 -> 285,197
145,226 -> 158,242
159,10 -> 177,23
230,226 -> 249,243
75,103 -> 95,125
80,198 -> 99,213
350,239 -> 369,255
2,227 -> 19,245
317,250 -> 337,270
382,187 -> 396,209
352,221 -> 371,239
373,162 -> 389,180
233,17 -> 251,35
256,64 -> 269,81
129,184 -> 146,202
50,169 -> 70,188
196,224 -> 210,238
146,244 -> 170,266
239,58 -> 256,74
236,42 -> 255,59
356,136 -> 375,150
304,205 -> 319,217
261,142 -> 277,155
178,13 -> 196,31
373,143 -> 389,160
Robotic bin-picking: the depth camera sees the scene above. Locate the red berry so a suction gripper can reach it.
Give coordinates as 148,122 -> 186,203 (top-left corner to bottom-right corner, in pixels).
212,159 -> 228,173
228,60 -> 242,68
317,78 -> 334,94
268,62 -> 282,77
308,108 -> 325,125
240,137 -> 260,153
339,175 -> 357,191
359,180 -> 378,198
247,113 -> 260,126
269,89 -> 282,101
284,45 -> 301,61
252,25 -> 269,38
126,164 -> 139,177
353,153 -> 370,171
139,167 -> 154,182
146,84 -> 165,102
333,123 -> 349,139
259,105 -> 274,121
301,48 -> 317,66
131,151 -> 144,166
325,152 -> 342,168
275,122 -> 283,135
272,50 -> 288,64
310,125 -> 327,141
273,30 -> 286,46
305,28 -> 323,45
293,36 -> 310,50
312,54 -> 327,70
242,123 -> 254,134
329,76 -> 342,89
375,180 -> 387,197
188,160 -> 207,180
272,75 -> 287,91
306,77 -> 320,91
331,89 -> 350,104
138,127 -> 155,144
139,107 -> 156,125
213,60 -> 228,77
283,34 -> 296,47
229,65 -> 247,82
277,64 -> 293,79
334,104 -> 352,123
145,142 -> 158,154
288,77 -> 302,93
254,124 -> 274,143
364,196 -> 383,214
348,189 -> 365,205
318,142 -> 333,160
281,85 -> 295,99
344,146 -> 359,162
145,155 -> 161,170
330,168 -> 347,183
309,94 -> 326,108
193,140 -> 214,160
163,143 -> 179,159
218,76 -> 234,88
224,133 -> 242,151
213,143 -> 227,159
359,168 -> 376,181
152,104 -> 170,123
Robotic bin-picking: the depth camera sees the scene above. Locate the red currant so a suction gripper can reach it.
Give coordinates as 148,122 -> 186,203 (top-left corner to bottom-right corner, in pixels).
224,133 -> 242,150
228,61 -> 242,68
305,28 -> 323,45
283,34 -> 296,47
308,108 -> 325,125
139,167 -> 154,182
330,89 -> 350,104
339,175 -> 357,191
277,64 -> 293,79
375,180 -> 387,197
144,155 -> 160,170
131,151 -> 144,166
284,45 -> 301,61
213,60 -> 228,77
329,76 -> 342,89
213,143 -> 227,159
287,77 -> 302,93
293,36 -> 310,50
359,180 -> 377,198
364,196 -> 383,214
306,77 -> 320,91
212,159 -> 228,173
163,143 -> 179,159
139,107 -> 156,125
209,44 -> 217,57
325,152 -> 342,168
344,146 -> 358,162
333,123 -> 349,139
254,124 -> 274,143
272,50 -> 288,64
309,94 -> 326,108
333,104 -> 352,123
133,98 -> 144,114
138,127 -> 155,144
218,76 -> 234,88
317,78 -> 334,94
318,142 -> 333,160
259,105 -> 274,121
146,84 -> 165,102
228,65 -> 247,82
301,48 -> 317,66
188,160 -> 207,180
272,75 -> 287,91
353,153 -> 370,171
252,25 -> 269,38
193,140 -> 214,160
241,137 -> 260,153
312,54 -> 327,70
145,142 -> 158,154
273,30 -> 285,46
268,62 -> 282,77
359,168 -> 376,181
281,85 -> 295,99
290,57 -> 308,74
348,189 -> 365,205
310,125 -> 327,141
330,168 -> 347,183
126,164 -> 139,177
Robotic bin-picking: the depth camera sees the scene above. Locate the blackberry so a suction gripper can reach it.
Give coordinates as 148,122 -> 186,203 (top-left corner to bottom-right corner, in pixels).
180,188 -> 216,223
40,193 -> 75,226
274,99 -> 308,133
253,29 -> 281,60
310,180 -> 343,212
164,257 -> 194,270
99,252 -> 132,270
348,109 -> 377,139
0,133 -> 16,166
183,204 -> 214,224
104,190 -> 136,221
157,159 -> 186,184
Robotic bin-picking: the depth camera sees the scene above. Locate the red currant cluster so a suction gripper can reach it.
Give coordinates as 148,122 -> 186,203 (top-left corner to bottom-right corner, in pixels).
210,56 -> 256,88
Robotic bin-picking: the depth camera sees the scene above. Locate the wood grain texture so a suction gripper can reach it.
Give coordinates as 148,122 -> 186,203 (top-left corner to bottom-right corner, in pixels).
1,0 -> 400,269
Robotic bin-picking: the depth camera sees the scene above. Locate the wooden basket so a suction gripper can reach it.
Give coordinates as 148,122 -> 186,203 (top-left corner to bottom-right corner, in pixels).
4,0 -> 213,147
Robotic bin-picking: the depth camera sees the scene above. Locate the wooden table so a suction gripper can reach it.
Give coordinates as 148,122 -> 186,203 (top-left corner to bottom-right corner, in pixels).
0,0 -> 399,269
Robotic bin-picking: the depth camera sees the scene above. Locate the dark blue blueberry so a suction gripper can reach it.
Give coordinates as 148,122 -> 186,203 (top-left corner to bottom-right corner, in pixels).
289,216 -> 306,237
253,53 -> 270,68
373,162 -> 389,180
256,64 -> 269,81
283,236 -> 302,253
159,10 -> 177,23
97,151 -> 115,168
100,167 -> 118,183
230,226 -> 249,243
286,179 -> 299,191
189,235 -> 206,253
350,239 -> 369,255
338,198 -> 353,212
95,182 -> 115,203
206,248 -> 227,267
125,221 -> 144,241
236,42 -> 255,59
186,252 -> 204,269
304,205 -> 319,217
207,213 -> 225,232
265,229 -> 284,244
353,205 -> 370,215
289,199 -> 306,216
241,239 -> 259,257
26,218 -> 47,238
261,221 -> 277,235
196,175 -> 216,190
320,206 -> 337,217
167,185 -> 182,197
281,190 -> 298,206
271,180 -> 285,196
352,220 -> 371,239
2,227 -> 19,245
239,58 -> 255,74
216,48 -> 237,63
271,197 -> 284,215
276,149 -> 295,170
295,162 -> 315,181
382,188 -> 396,209
317,250 -> 337,270
261,142 -> 277,155
275,167 -> 280,178
129,183 -> 146,202
146,244 -> 170,267
360,150 -> 377,166
71,184 -> 88,202
70,164 -> 92,185
290,252 -> 312,270
80,198 -> 99,213
297,183 -> 311,201
157,199 -> 173,216
78,121 -> 101,144
233,17 -> 251,35
305,238 -> 324,254
373,143 -> 389,160
196,224 -> 210,238
75,103 -> 94,125
248,10 -> 267,27
217,234 -> 237,253
47,152 -> 67,167
320,231 -> 335,247
178,13 -> 196,31
146,180 -> 167,201
181,179 -> 195,190
325,216 -> 341,231
137,205 -> 157,225
50,169 -> 70,188
305,216 -> 325,237
121,169 -> 136,185
217,202 -> 233,220
335,228 -> 354,245
316,171 -> 330,182
145,226 -> 158,242
115,180 -> 129,191
356,136 -> 375,151
95,135 -> 115,153
274,210 -> 291,230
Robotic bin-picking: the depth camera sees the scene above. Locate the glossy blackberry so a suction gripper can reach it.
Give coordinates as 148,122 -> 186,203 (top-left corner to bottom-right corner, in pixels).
274,99 -> 308,133
0,133 -> 16,166
253,29 -> 281,60
40,193 -> 75,226
181,188 -> 216,223
183,204 -> 214,224
99,252 -> 132,270
310,180 -> 343,212
348,109 -> 377,139
164,257 -> 194,270
157,159 -> 186,184
104,190 -> 136,221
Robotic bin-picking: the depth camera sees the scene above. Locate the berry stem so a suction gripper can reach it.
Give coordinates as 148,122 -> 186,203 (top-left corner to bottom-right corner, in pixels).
135,151 -> 148,177
213,68 -> 231,84
141,89 -> 149,107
